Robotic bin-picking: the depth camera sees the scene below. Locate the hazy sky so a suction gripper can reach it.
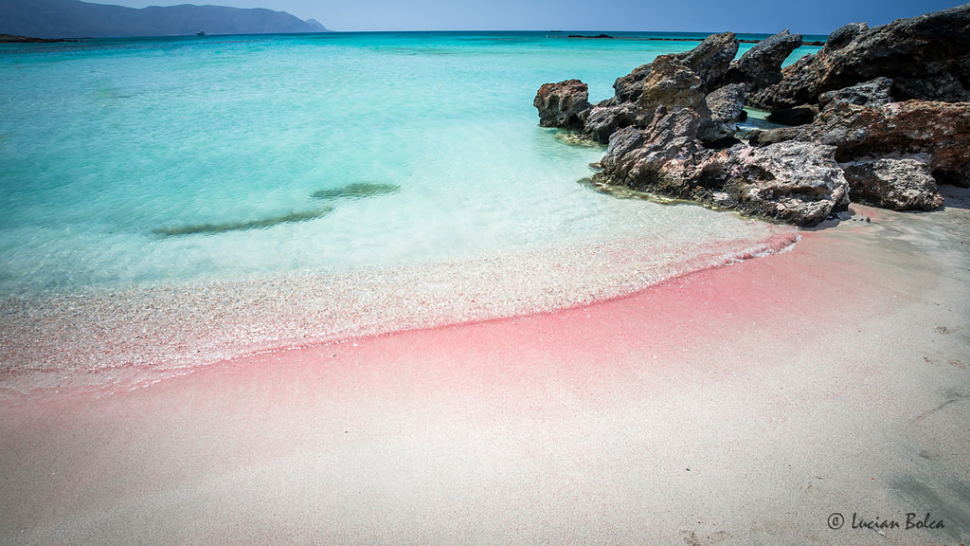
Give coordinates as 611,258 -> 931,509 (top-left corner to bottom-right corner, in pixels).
101,0 -> 966,34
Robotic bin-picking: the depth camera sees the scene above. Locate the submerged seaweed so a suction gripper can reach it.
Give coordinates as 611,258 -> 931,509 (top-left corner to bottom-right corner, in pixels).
153,207 -> 333,237
553,131 -> 607,149
311,182 -> 400,201
578,177 -> 697,205
152,181 -> 398,238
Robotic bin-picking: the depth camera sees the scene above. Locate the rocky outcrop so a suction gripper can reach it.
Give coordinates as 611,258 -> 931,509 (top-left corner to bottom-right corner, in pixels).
750,99 -> 970,188
611,32 -> 739,103
748,3 -> 970,109
766,77 -> 892,126
840,157 -> 944,210
714,141 -> 850,224
592,107 -> 849,226
636,55 -> 709,113
534,5 -> 965,224
676,32 -> 739,90
596,108 -> 706,187
533,30 -> 851,225
616,34 -> 745,144
533,79 -> 590,129
723,30 -> 803,93
539,32 -> 744,145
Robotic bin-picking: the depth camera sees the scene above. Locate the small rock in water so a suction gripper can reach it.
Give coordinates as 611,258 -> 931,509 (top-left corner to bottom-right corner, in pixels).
533,79 -> 590,130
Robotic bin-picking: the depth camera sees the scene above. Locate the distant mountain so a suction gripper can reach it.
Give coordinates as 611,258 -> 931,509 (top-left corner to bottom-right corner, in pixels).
0,0 -> 330,39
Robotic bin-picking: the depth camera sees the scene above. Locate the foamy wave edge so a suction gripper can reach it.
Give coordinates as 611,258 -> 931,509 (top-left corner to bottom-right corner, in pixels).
0,226 -> 799,399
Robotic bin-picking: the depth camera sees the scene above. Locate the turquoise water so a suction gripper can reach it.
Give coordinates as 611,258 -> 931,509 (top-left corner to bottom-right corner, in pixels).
0,32 -> 818,295
0,33 -> 813,378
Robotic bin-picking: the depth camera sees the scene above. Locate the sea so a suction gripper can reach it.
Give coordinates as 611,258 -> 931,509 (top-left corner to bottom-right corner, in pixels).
0,32 -> 821,388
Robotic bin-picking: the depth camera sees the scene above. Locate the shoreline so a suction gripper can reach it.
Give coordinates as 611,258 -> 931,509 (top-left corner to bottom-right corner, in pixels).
0,217 -> 796,398
1,188 -> 968,544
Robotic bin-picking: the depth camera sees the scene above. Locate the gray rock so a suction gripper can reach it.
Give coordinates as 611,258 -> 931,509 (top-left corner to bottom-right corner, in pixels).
817,77 -> 894,110
633,56 -> 750,146
533,79 -> 590,129
613,63 -> 653,103
823,22 -> 869,52
612,31 -> 739,103
727,29 -> 803,92
840,157 -> 944,210
598,107 -> 705,188
540,34 -> 742,145
636,56 -> 708,113
749,99 -> 970,185
747,52 -> 820,109
675,32 -> 739,90
697,141 -> 850,225
582,104 -> 646,144
594,107 -> 849,226
749,4 -> 970,109
747,126 -> 802,147
700,83 -> 746,142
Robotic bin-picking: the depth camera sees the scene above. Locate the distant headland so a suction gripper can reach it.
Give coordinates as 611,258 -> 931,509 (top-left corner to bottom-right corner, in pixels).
0,0 -> 329,39
0,33 -> 76,43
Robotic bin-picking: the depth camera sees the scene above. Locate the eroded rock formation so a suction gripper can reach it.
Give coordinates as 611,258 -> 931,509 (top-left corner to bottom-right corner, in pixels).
840,157 -> 944,210
534,5 -> 968,223
594,107 -> 849,226
534,79 -> 589,129
750,96 -> 970,191
722,29 -> 803,93
748,3 -> 970,109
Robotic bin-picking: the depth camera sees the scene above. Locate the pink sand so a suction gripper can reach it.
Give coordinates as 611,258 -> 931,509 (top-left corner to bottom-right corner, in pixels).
1,200 -> 969,545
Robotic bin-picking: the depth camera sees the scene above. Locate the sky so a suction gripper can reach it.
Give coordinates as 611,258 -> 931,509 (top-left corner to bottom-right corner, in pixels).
99,0 -> 967,34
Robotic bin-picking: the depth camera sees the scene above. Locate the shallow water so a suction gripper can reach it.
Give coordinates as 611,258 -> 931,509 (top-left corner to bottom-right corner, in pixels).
0,32 -> 814,384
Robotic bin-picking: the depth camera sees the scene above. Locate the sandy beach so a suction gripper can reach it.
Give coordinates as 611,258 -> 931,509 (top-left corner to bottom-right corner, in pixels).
1,187 -> 969,545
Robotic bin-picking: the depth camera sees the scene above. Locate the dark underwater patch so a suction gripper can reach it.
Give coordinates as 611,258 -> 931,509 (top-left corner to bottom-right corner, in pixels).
311,182 -> 400,201
153,207 -> 332,237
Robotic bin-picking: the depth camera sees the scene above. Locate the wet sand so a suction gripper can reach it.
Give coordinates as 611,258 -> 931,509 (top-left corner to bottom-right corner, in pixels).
1,190 -> 969,545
